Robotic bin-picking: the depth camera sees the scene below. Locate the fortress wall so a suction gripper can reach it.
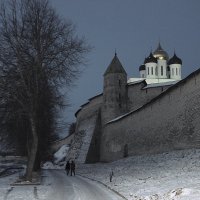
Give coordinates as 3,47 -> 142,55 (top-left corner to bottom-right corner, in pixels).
76,95 -> 102,131
128,83 -> 172,111
69,95 -> 102,163
101,70 -> 200,162
51,133 -> 74,153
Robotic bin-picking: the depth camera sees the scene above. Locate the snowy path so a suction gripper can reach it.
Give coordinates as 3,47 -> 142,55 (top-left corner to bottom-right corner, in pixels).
0,170 -> 124,200
44,170 -> 124,200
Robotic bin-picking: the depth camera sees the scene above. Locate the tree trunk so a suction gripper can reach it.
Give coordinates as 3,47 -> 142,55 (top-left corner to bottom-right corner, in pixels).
34,146 -> 41,171
25,115 -> 38,181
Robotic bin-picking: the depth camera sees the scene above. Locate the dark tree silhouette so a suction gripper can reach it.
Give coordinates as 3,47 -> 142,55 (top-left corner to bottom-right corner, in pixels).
0,0 -> 90,181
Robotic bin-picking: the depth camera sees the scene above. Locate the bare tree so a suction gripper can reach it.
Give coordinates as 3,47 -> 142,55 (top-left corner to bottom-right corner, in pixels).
0,0 -> 90,181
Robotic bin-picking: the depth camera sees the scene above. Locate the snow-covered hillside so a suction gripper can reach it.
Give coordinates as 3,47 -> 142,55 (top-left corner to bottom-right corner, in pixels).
2,148 -> 200,199
77,149 -> 200,200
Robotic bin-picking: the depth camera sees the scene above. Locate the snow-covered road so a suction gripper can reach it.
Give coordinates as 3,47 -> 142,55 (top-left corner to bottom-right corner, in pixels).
44,170 -> 124,200
1,170 -> 124,200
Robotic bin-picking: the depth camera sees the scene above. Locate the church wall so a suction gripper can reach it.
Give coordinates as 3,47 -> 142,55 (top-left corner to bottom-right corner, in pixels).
157,59 -> 168,78
100,70 -> 200,162
128,82 -> 172,111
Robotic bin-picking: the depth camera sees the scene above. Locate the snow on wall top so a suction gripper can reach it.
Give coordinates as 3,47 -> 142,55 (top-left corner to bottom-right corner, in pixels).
143,81 -> 179,89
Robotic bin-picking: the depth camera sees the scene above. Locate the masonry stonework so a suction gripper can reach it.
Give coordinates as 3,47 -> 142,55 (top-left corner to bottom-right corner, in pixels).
100,70 -> 200,162
127,81 -> 172,111
72,47 -> 200,164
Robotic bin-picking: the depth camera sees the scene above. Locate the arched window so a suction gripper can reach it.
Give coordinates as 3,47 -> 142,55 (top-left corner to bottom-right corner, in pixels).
155,66 -> 158,75
161,66 -> 163,76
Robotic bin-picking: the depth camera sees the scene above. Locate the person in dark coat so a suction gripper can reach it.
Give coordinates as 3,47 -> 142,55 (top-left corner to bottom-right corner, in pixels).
65,161 -> 70,175
70,161 -> 75,176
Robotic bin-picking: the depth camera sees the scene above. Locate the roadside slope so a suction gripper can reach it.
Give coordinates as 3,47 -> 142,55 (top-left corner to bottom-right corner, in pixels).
77,148 -> 200,200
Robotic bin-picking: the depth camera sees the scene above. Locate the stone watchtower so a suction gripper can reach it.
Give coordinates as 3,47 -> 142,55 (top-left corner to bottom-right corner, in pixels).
101,53 -> 128,125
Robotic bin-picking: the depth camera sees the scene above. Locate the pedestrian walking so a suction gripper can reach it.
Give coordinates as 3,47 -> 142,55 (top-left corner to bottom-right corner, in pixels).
70,161 -> 75,176
65,161 -> 70,175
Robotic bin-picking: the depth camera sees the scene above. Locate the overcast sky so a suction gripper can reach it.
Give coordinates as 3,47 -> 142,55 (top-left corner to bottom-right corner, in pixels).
50,0 -> 200,127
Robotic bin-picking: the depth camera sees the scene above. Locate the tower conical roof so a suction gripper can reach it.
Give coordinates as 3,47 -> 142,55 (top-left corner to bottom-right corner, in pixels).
153,42 -> 169,60
104,53 -> 127,76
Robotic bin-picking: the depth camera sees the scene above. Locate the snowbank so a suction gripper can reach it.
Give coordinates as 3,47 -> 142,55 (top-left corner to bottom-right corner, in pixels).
42,144 -> 69,169
42,161 -> 63,170
77,148 -> 200,200
54,145 -> 69,164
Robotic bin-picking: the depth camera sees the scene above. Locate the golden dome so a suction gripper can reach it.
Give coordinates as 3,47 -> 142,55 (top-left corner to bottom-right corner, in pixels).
153,42 -> 169,60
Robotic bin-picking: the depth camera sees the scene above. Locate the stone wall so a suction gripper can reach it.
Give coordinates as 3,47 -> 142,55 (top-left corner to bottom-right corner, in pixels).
68,95 -> 102,163
85,110 -> 102,163
128,81 -> 172,111
76,94 -> 102,125
51,134 -> 74,153
100,69 -> 200,162
102,73 -> 127,125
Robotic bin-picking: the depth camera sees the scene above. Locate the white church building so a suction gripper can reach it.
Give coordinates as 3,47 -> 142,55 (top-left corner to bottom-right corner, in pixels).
128,42 -> 182,85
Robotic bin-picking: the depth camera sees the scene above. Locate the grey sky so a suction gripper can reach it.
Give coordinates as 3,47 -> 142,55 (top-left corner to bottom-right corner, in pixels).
50,0 -> 200,125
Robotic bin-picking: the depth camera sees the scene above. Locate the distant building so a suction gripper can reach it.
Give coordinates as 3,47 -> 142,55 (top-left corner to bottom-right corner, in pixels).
67,43 -> 200,163
132,42 -> 182,84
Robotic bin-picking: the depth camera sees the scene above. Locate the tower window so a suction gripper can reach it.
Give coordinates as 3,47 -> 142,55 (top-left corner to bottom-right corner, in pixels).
147,67 -> 149,75
176,68 -> 178,75
161,66 -> 163,76
119,94 -> 121,108
151,67 -> 153,75
119,80 -> 121,87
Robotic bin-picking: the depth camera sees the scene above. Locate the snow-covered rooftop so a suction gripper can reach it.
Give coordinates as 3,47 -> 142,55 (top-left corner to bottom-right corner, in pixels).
128,77 -> 179,85
143,81 -> 179,89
